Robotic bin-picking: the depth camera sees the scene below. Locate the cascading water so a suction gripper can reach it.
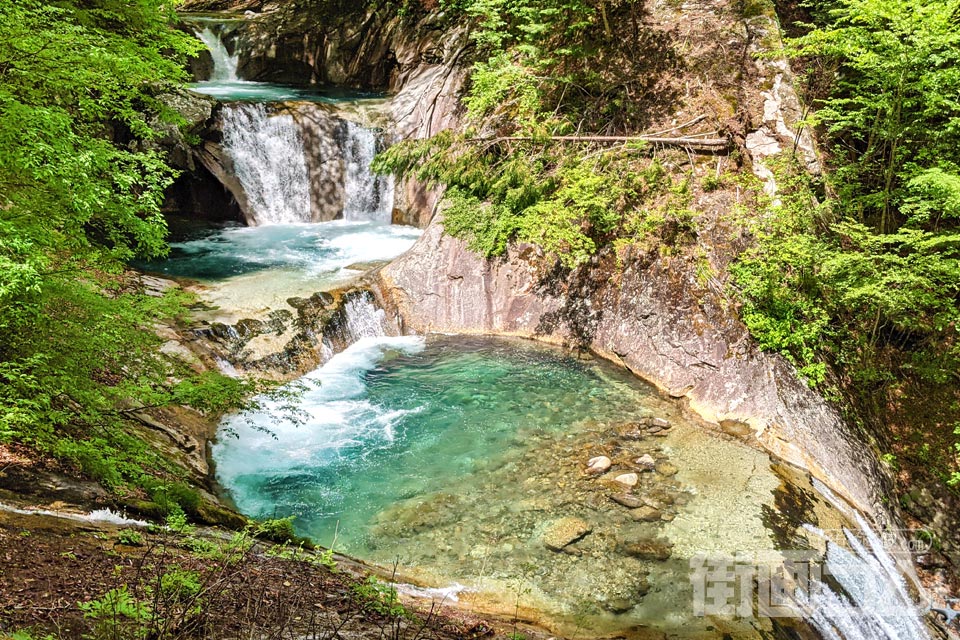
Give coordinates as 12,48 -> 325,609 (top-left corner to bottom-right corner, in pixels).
220,104 -> 313,225
341,294 -> 389,341
342,120 -> 395,223
194,27 -> 238,82
793,480 -> 932,640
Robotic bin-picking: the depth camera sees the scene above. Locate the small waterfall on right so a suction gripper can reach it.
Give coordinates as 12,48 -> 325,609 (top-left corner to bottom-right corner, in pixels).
194,27 -> 239,82
341,120 -> 395,223
221,104 -> 312,225
792,480 -> 932,640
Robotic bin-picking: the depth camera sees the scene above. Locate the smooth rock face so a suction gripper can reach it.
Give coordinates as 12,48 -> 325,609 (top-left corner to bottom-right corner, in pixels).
377,217 -> 893,523
541,517 -> 591,552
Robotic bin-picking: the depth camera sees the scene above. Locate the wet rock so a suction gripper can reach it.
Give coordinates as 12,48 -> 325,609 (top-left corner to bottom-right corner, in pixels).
604,597 -> 635,614
235,317 -> 266,339
542,517 -> 592,551
655,461 -> 679,477
614,473 -> 639,488
610,494 -> 644,509
615,422 -> 646,441
586,456 -> 612,475
641,496 -> 668,510
630,506 -> 662,522
635,454 -> 656,471
618,537 -> 673,561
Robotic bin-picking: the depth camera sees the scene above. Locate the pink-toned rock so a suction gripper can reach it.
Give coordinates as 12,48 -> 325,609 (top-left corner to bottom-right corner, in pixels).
586,456 -> 612,474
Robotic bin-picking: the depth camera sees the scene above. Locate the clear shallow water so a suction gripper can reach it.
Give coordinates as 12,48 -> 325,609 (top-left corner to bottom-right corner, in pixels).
213,335 -> 795,638
138,221 -> 420,282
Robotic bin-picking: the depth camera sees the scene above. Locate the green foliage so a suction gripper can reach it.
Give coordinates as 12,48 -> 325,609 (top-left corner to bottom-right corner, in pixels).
266,542 -> 337,570
730,159 -> 831,385
350,576 -> 409,618
117,529 -> 144,546
786,0 -> 960,235
0,0 -> 264,503
253,516 -> 298,544
733,0 -> 960,404
156,569 -> 202,607
79,586 -> 152,639
374,0 -> 692,267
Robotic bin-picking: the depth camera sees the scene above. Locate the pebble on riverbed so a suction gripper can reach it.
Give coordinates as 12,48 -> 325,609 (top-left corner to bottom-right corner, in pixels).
585,455 -> 612,474
542,517 -> 592,552
635,454 -> 656,470
614,473 -> 639,488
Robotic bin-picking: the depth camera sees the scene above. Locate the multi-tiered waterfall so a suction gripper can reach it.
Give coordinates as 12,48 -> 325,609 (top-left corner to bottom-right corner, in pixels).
194,27 -> 396,226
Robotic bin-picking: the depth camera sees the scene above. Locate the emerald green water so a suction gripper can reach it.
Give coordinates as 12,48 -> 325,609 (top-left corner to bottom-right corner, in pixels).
215,335 -> 654,545
214,335 -> 788,638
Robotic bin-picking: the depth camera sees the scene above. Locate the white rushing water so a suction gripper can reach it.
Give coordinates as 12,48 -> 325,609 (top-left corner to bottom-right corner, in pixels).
221,104 -> 313,225
341,294 -> 389,341
213,334 -> 426,513
194,27 -> 239,82
795,480 -> 931,640
342,120 -> 395,223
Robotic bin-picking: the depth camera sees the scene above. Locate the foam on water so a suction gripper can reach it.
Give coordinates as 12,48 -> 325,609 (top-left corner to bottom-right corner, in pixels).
0,503 -> 150,527
214,335 -> 426,519
142,221 -> 421,283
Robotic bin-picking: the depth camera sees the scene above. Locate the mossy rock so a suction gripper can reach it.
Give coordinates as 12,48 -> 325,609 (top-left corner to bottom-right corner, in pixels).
194,498 -> 249,529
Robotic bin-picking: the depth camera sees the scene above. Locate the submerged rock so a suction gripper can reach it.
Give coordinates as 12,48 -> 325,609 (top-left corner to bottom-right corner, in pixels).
630,506 -> 662,522
610,493 -> 645,509
618,537 -> 673,561
542,517 -> 592,551
614,473 -> 639,488
655,461 -> 679,477
585,455 -> 612,474
635,454 -> 657,471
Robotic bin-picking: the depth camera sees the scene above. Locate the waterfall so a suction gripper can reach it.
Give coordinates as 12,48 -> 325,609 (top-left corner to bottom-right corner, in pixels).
342,294 -> 388,341
793,480 -> 931,640
194,27 -> 239,82
341,121 -> 395,223
221,104 -> 312,225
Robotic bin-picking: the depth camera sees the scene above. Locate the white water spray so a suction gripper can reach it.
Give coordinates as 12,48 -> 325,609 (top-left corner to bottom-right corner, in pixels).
342,295 -> 388,341
793,480 -> 932,640
221,104 -> 312,225
342,121 -> 395,223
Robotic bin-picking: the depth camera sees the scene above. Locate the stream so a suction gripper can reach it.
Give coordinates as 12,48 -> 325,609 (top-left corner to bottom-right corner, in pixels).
148,18 -> 940,640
